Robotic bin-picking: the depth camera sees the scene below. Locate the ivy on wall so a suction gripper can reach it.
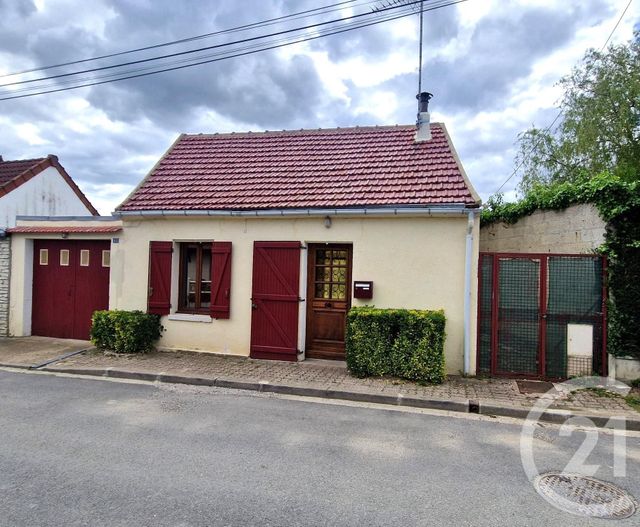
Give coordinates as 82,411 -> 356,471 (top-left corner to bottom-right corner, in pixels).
482,173 -> 640,359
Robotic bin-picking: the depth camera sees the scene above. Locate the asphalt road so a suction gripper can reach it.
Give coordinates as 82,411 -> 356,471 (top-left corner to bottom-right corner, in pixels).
0,369 -> 638,526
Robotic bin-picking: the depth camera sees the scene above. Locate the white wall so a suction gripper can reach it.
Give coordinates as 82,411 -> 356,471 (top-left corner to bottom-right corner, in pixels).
0,166 -> 94,228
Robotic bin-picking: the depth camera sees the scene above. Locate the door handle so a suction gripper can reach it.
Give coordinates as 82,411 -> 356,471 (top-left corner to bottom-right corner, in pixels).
252,303 -> 258,310
324,302 -> 332,308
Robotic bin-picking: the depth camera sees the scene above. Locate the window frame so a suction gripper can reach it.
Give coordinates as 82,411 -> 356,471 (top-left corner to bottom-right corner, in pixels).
177,242 -> 212,314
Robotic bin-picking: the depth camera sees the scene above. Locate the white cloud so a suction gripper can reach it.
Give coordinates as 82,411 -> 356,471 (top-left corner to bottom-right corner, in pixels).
0,0 -> 637,212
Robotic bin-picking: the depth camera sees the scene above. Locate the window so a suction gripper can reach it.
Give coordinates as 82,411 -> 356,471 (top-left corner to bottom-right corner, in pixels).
80,250 -> 90,266
39,249 -> 49,265
102,250 -> 111,268
178,243 -> 212,313
60,249 -> 70,266
314,249 -> 348,300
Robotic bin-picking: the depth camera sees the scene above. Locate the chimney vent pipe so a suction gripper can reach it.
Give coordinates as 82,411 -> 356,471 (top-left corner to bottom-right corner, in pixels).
416,91 -> 433,112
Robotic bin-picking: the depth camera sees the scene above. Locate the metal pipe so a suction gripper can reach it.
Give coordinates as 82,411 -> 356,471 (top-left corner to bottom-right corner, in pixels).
463,210 -> 474,375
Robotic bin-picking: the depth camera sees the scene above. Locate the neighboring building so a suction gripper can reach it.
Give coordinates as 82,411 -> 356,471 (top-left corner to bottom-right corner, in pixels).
0,155 -> 99,337
478,204 -> 608,380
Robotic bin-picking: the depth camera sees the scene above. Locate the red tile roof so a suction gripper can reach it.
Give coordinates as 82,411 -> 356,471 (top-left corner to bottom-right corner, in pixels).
0,155 -> 99,215
0,158 -> 46,186
118,124 -> 479,212
6,226 -> 121,234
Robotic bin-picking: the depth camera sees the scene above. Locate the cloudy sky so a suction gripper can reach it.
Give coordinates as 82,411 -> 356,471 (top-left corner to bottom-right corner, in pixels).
0,0 -> 637,214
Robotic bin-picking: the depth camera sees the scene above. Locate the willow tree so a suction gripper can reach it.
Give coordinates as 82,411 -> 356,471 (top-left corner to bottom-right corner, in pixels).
516,32 -> 640,195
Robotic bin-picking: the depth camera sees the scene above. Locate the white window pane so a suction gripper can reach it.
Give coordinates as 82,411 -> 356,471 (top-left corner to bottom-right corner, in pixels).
80,250 -> 90,266
39,249 -> 48,265
60,250 -> 69,266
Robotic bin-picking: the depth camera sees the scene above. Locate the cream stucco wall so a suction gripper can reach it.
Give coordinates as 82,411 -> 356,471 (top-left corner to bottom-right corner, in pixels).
108,214 -> 479,375
480,203 -> 605,254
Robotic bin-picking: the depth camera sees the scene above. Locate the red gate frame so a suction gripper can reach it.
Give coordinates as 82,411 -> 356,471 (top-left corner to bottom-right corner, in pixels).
477,252 -> 608,380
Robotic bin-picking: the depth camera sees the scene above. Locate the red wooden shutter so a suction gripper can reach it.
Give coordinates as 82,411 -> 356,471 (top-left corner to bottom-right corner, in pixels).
210,241 -> 232,319
148,241 -> 173,315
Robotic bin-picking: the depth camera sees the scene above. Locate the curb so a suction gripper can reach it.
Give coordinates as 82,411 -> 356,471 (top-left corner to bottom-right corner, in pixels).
38,366 -> 640,430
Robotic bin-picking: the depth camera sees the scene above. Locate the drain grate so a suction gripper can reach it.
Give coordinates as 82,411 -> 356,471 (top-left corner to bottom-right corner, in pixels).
534,472 -> 637,519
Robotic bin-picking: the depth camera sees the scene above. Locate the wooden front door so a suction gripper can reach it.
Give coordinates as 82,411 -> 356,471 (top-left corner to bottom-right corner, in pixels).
306,244 -> 352,360
249,242 -> 301,361
32,240 -> 110,340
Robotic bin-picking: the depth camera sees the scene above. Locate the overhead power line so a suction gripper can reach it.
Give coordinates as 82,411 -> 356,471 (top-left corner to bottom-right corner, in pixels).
493,0 -> 634,196
0,0 -> 467,101
0,0 -> 366,79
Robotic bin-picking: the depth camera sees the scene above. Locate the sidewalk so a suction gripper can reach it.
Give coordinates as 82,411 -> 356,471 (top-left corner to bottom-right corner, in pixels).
32,348 -> 640,427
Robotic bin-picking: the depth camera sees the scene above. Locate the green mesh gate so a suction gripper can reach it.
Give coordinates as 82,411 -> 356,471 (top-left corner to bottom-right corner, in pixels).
477,253 -> 606,379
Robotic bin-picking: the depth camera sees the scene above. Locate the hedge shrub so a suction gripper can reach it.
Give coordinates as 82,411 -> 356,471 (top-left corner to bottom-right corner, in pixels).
346,307 -> 446,384
90,310 -> 163,354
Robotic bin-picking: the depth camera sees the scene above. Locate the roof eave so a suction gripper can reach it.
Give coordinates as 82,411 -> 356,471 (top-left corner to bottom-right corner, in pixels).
115,204 -> 480,218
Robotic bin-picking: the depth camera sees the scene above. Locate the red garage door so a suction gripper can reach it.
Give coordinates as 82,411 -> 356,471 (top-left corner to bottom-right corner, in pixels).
32,240 -> 110,340
250,242 -> 301,361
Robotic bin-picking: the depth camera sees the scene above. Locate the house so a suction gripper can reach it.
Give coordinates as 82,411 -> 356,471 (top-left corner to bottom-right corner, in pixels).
7,123 -> 481,374
0,155 -> 99,337
478,203 -> 608,380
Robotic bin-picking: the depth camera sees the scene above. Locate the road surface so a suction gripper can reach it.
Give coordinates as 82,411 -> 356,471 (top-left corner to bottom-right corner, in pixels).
0,369 -> 638,526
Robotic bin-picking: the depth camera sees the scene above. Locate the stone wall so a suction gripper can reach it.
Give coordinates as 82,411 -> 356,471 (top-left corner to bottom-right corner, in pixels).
480,203 -> 606,254
0,236 -> 9,336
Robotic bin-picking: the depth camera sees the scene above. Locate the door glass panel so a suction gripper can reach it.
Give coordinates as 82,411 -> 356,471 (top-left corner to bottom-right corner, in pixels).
39,249 -> 48,265
315,283 -> 330,298
80,250 -> 90,266
315,267 -> 331,281
331,284 -> 346,300
316,250 -> 330,265
332,250 -> 347,265
60,250 -> 70,266
331,267 -> 346,282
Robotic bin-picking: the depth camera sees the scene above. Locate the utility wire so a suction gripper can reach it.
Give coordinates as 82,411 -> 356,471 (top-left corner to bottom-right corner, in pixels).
493,0 -> 634,196
0,0 -> 423,89
0,0 -> 365,78
3,4 -> 422,96
0,0 -> 466,101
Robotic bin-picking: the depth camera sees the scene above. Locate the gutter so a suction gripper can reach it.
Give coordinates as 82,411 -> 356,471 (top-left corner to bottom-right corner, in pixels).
463,211 -> 476,375
114,204 -> 477,218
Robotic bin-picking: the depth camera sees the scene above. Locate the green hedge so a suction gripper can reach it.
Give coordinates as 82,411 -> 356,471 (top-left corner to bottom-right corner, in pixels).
346,307 -> 446,384
91,310 -> 163,354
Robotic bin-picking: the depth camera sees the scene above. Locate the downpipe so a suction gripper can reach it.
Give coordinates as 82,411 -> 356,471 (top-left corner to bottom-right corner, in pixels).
463,211 -> 474,376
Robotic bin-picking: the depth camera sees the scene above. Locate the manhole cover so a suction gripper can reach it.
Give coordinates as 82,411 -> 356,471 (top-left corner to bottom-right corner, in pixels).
534,472 -> 637,519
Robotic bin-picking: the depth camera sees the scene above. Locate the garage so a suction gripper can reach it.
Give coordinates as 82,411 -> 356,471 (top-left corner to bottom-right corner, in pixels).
31,239 -> 111,340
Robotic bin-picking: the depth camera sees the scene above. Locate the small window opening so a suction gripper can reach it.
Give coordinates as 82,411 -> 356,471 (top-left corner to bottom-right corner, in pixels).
39,249 -> 48,265
80,250 -> 90,266
60,249 -> 70,266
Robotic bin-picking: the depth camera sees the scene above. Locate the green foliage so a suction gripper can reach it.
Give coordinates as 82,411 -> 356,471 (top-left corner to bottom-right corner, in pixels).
482,173 -> 640,360
516,33 -> 640,194
346,307 -> 446,384
90,310 -> 163,354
